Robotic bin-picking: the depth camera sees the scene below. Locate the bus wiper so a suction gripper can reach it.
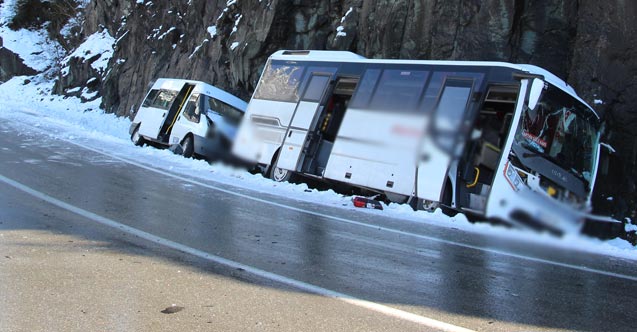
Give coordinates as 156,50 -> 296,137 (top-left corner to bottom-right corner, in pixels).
569,168 -> 590,187
522,152 -> 542,158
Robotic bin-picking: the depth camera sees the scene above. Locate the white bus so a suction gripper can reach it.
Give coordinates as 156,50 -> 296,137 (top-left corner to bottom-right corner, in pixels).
232,50 -> 603,233
130,78 -> 247,160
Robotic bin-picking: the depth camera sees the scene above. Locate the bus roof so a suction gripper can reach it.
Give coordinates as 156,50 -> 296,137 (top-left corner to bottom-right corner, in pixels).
269,50 -> 598,119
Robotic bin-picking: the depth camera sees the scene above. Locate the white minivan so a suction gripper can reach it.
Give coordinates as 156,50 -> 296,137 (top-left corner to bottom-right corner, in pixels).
129,78 -> 247,160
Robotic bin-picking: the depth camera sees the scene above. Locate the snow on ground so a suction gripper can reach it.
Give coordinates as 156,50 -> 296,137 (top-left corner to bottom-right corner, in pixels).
0,74 -> 636,261
0,0 -> 63,72
64,30 -> 116,75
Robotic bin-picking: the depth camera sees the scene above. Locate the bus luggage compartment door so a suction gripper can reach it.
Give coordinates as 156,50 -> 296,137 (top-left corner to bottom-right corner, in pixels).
276,74 -> 331,171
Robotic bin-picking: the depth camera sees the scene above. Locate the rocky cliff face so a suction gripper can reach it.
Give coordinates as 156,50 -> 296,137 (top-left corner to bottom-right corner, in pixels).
64,1 -> 637,119
3,0 -> 637,211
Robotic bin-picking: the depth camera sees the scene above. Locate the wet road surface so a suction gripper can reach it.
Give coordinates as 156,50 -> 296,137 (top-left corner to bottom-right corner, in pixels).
0,119 -> 636,331
0,184 -> 429,332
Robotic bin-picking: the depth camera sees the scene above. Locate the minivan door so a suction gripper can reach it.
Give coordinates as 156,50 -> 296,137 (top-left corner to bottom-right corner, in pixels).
276,73 -> 332,171
157,83 -> 195,143
170,93 -> 201,146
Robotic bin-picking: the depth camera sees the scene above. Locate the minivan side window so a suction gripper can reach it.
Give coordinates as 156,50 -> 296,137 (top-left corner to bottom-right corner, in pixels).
182,94 -> 201,123
207,97 -> 244,125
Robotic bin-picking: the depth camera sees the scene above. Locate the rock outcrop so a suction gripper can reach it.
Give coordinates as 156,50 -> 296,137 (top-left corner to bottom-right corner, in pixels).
0,37 -> 37,82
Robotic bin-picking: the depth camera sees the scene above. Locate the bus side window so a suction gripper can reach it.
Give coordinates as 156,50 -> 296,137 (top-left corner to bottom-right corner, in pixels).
142,89 -> 160,107
349,69 -> 381,109
370,70 -> 428,111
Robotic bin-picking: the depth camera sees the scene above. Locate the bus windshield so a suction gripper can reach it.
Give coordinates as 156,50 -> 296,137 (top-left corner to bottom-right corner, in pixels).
514,84 -> 599,187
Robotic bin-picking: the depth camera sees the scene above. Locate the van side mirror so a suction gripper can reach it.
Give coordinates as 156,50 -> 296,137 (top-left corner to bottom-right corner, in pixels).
528,78 -> 545,111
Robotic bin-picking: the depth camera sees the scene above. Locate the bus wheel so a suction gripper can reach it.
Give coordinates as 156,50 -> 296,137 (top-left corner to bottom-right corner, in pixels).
131,125 -> 145,146
271,165 -> 293,182
441,182 -> 458,217
270,152 -> 295,182
180,135 -> 194,158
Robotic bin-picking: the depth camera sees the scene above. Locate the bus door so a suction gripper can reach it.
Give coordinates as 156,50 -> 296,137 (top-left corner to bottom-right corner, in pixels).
170,93 -> 201,146
157,83 -> 195,143
417,77 -> 477,207
276,73 -> 332,171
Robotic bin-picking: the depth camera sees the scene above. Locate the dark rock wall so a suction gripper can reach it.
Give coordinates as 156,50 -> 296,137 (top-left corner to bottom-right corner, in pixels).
44,0 -> 637,210
568,1 -> 637,214
71,0 -> 635,121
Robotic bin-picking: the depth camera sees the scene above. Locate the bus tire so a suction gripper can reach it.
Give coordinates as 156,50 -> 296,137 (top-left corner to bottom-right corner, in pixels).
270,151 -> 295,183
131,125 -> 145,146
441,180 -> 458,217
180,135 -> 195,158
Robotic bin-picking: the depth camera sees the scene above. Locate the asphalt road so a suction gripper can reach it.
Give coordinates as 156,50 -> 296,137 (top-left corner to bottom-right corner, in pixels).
1,119 -> 636,332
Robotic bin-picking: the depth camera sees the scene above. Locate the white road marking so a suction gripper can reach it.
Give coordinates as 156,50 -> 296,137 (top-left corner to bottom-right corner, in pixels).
0,173 -> 475,332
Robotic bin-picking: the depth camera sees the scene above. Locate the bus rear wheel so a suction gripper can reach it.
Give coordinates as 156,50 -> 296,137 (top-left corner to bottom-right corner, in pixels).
440,182 -> 458,217
269,151 -> 295,183
271,166 -> 293,182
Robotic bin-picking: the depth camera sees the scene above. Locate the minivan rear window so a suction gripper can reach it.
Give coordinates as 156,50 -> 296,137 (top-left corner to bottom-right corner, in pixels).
142,89 -> 160,107
145,89 -> 179,110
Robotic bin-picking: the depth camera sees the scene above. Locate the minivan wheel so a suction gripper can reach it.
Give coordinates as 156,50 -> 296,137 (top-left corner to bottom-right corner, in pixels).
180,135 -> 194,158
131,126 -> 145,146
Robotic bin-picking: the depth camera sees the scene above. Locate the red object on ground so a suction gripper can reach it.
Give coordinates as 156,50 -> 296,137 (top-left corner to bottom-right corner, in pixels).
352,197 -> 383,210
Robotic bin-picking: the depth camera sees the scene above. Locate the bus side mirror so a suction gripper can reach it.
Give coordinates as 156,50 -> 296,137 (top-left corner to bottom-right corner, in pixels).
600,142 -> 616,154
528,78 -> 545,111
